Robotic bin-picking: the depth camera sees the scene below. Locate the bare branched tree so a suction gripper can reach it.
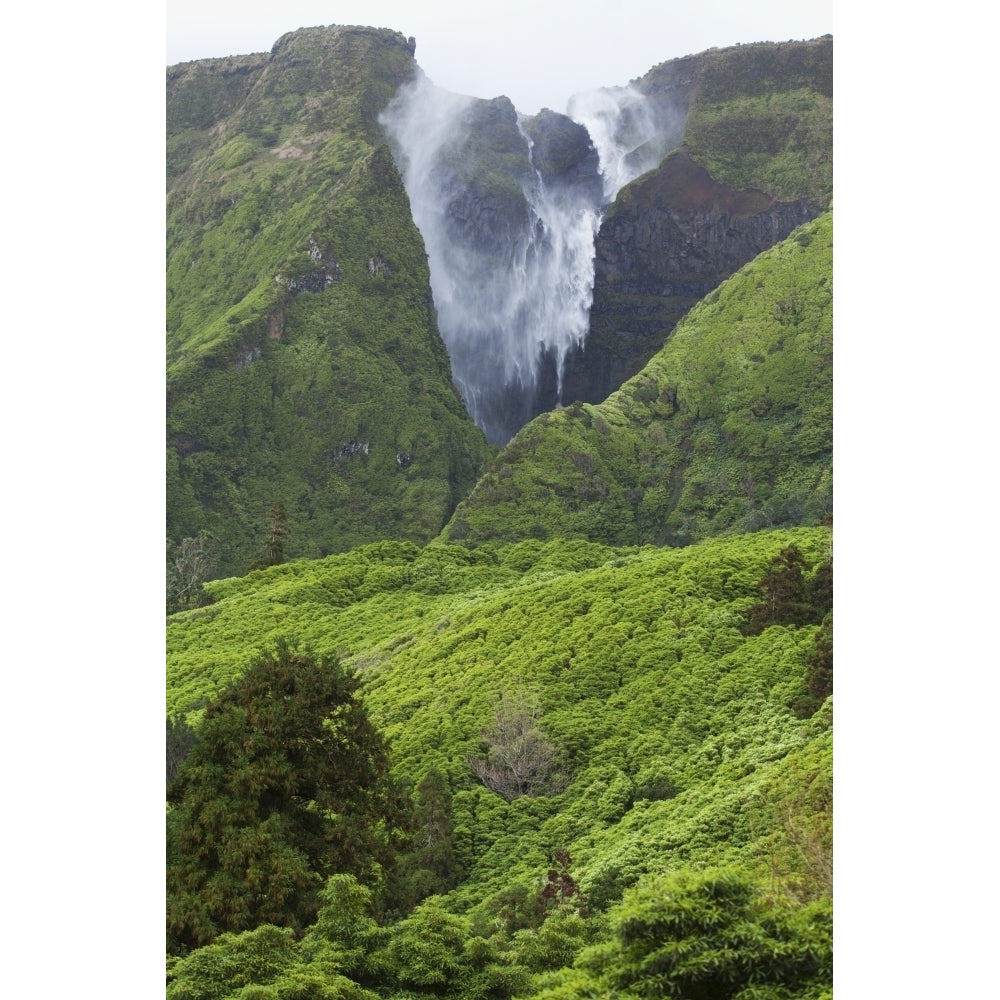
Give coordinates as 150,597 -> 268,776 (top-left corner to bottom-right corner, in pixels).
166,532 -> 214,613
469,682 -> 560,801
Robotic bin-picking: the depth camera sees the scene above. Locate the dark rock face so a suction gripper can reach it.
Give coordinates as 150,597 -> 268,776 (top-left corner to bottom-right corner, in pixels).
413,95 -> 536,260
560,150 -> 823,406
519,110 -> 603,200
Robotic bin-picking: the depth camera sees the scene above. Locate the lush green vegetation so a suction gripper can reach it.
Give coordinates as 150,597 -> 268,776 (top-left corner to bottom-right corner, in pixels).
167,27 -> 494,579
444,211 -> 831,549
168,525 -> 832,995
167,642 -> 404,952
166,29 -> 833,1000
684,38 -> 833,203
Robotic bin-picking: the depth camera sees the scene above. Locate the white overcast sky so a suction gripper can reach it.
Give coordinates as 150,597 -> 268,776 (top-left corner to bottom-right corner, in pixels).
167,0 -> 832,116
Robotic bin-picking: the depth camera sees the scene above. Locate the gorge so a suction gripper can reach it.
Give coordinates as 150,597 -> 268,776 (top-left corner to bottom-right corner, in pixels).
380,41 -> 829,445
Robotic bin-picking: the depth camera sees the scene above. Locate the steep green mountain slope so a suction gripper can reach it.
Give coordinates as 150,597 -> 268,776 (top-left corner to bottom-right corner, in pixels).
167,27 -> 494,581
167,525 -> 831,994
443,210 -> 831,548
167,31 -> 833,580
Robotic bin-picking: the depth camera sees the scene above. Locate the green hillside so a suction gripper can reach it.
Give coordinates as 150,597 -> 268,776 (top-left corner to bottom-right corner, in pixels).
167,27 -> 494,584
444,211 -> 832,548
167,524 -> 831,995
167,31 -> 833,587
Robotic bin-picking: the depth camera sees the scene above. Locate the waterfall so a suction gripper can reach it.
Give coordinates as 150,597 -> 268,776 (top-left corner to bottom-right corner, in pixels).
566,85 -> 665,201
516,119 -> 603,402
380,75 -> 664,445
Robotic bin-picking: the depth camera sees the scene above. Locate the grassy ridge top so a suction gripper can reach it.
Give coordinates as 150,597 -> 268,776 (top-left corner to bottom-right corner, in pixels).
628,37 -> 832,205
444,211 -> 832,549
683,37 -> 833,202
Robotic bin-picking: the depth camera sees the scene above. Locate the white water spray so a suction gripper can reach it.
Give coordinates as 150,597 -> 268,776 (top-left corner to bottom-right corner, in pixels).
516,119 -> 603,400
380,74 -> 667,444
567,85 -> 665,201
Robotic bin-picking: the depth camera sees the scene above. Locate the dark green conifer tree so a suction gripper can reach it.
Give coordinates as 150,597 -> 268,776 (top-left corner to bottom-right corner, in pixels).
166,710 -> 201,786
166,640 -> 403,954
806,612 -> 833,702
264,502 -> 291,566
391,768 -> 464,913
746,544 -> 815,634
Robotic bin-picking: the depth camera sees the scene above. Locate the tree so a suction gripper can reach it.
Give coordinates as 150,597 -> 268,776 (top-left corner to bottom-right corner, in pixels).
469,683 -> 560,801
166,924 -> 298,1000
166,708 -> 202,786
511,905 -> 591,977
300,874 -> 388,986
392,768 -> 464,912
539,850 -> 587,918
167,532 -> 215,613
249,503 -> 291,572
382,897 -> 471,992
745,544 -> 822,634
166,640 -> 403,953
805,612 -> 833,702
808,555 -> 833,617
264,502 -> 291,567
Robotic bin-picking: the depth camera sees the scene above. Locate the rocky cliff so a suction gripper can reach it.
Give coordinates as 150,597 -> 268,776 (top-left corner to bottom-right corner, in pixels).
560,149 -> 823,405
380,83 -> 610,445
383,36 -> 832,436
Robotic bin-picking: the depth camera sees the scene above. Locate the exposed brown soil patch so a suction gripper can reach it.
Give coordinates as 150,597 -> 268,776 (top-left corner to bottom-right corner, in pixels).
640,149 -> 775,215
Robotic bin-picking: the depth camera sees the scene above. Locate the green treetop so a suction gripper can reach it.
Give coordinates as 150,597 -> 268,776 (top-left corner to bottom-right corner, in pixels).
166,640 -> 403,953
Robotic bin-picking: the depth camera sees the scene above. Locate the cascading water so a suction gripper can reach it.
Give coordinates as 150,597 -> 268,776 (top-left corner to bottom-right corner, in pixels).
380,75 -> 666,445
515,120 -> 602,403
566,85 -> 667,201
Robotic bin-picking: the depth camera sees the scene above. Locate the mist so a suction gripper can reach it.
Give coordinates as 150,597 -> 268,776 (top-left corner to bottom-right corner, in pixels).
380,73 -> 670,445
567,86 -> 668,201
